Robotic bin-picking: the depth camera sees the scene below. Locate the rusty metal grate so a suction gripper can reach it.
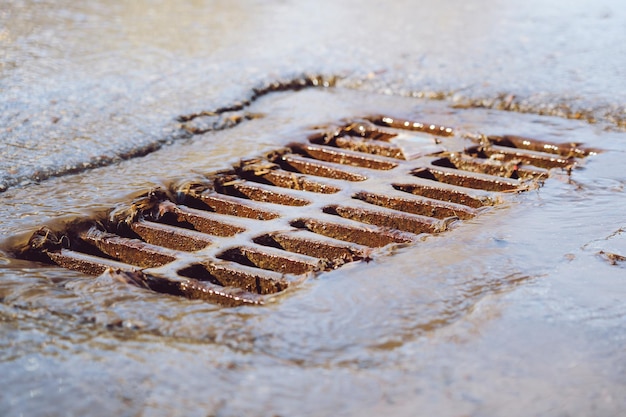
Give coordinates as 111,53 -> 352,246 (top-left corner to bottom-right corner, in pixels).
12,115 -> 597,306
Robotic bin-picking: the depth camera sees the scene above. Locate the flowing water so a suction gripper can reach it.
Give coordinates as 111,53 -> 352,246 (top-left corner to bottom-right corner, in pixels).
1,1 -> 626,416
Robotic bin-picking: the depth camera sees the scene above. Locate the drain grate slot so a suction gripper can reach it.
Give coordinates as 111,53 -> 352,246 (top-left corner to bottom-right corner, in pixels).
170,270 -> 265,306
411,166 -> 522,192
291,218 -> 414,247
275,154 -> 369,181
77,227 -> 179,268
199,262 -> 293,294
489,135 -> 597,158
290,143 -> 399,170
156,203 -> 247,236
10,112 -> 598,306
236,165 -> 341,194
188,192 -> 280,220
48,249 -> 138,276
466,145 -> 574,170
431,155 -> 548,181
323,204 -> 444,235
310,135 -> 406,160
353,191 -> 477,220
130,221 -> 213,252
217,246 -> 320,275
253,231 -> 366,263
177,262 -> 292,295
217,181 -> 312,206
392,183 -> 492,208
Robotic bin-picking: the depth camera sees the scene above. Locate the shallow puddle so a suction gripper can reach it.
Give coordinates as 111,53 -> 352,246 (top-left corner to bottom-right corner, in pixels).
1,88 -> 625,416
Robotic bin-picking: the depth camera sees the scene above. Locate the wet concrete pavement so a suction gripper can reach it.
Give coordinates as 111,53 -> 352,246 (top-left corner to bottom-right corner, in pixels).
2,0 -> 625,191
1,1 -> 626,416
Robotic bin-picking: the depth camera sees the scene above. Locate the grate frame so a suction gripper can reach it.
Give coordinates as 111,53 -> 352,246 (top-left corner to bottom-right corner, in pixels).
12,115 -> 598,306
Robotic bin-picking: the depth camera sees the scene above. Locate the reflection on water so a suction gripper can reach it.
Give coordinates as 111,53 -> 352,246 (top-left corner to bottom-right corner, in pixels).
1,89 -> 625,415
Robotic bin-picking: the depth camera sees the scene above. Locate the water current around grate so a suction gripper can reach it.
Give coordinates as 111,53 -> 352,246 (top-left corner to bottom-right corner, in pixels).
1,89 -> 626,416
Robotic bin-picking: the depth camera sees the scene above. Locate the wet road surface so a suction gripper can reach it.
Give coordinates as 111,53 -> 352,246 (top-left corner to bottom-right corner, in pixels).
1,1 -> 626,416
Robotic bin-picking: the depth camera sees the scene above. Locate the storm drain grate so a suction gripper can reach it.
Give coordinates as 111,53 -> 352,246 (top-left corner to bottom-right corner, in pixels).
13,115 -> 598,306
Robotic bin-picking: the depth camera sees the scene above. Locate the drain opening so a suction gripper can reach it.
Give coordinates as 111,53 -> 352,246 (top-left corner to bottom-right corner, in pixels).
290,218 -> 416,247
465,145 -> 575,170
8,113 -> 598,306
130,221 -> 213,252
154,203 -> 247,236
217,246 -> 320,275
353,191 -> 477,220
322,205 -> 444,235
310,134 -> 406,160
252,231 -> 366,263
290,143 -> 399,170
177,262 -> 291,295
391,183 -> 493,209
430,155 -> 548,181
